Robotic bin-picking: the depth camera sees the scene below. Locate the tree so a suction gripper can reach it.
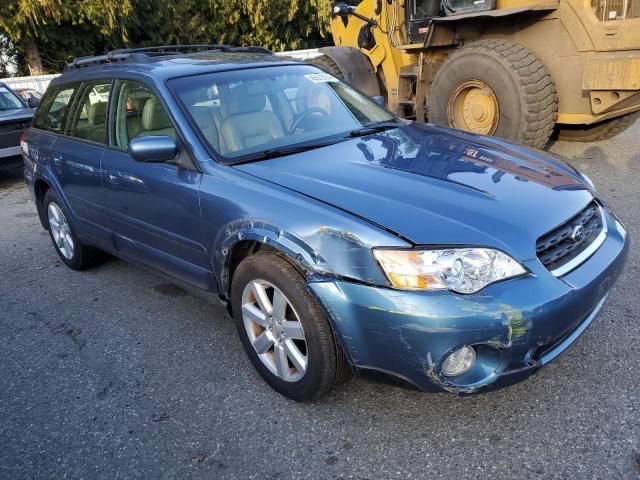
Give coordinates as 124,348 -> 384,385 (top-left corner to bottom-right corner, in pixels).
128,0 -> 333,51
0,35 -> 24,77
0,0 -> 134,74
0,0 -> 335,75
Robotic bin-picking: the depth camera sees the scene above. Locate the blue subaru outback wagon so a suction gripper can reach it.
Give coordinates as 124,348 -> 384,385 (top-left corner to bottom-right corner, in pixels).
22,45 -> 629,400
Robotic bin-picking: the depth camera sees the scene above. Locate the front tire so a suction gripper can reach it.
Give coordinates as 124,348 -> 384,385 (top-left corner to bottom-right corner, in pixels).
231,251 -> 346,401
428,39 -> 557,149
43,190 -> 101,270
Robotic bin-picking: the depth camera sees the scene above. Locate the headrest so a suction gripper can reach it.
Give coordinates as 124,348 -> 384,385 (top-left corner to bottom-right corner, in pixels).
88,102 -> 107,125
142,97 -> 172,131
129,97 -> 145,111
226,84 -> 266,116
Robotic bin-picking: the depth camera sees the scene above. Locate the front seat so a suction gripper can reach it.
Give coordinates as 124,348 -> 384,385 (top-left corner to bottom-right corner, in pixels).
140,97 -> 175,137
219,86 -> 285,154
190,106 -> 220,153
78,101 -> 108,143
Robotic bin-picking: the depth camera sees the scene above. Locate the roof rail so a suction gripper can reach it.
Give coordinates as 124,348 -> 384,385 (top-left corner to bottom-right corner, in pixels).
65,44 -> 273,71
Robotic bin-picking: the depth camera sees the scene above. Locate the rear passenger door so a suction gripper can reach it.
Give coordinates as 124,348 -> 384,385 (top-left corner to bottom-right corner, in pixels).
29,84 -> 76,177
49,80 -> 113,244
101,79 -> 211,289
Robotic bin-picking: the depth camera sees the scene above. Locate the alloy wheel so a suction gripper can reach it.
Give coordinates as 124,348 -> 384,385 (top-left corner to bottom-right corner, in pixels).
47,203 -> 75,259
241,279 -> 308,382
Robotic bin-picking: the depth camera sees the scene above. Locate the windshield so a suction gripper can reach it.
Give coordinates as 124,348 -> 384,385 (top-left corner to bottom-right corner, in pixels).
0,85 -> 25,111
169,65 -> 395,162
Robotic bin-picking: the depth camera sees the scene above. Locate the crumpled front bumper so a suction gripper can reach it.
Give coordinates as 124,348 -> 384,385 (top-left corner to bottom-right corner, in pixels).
309,212 -> 629,394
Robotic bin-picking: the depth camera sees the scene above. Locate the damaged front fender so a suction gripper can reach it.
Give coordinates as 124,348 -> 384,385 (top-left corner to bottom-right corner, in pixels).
198,166 -> 409,295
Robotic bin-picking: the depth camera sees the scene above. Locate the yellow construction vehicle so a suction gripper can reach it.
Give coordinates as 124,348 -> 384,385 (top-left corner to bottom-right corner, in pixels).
311,0 -> 640,148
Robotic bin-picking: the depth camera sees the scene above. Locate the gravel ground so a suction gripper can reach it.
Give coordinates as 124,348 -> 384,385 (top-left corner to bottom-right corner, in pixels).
0,126 -> 639,480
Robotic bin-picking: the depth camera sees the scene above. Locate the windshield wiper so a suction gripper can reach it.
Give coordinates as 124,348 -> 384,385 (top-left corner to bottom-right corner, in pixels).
347,121 -> 402,138
228,138 -> 342,165
227,121 -> 403,165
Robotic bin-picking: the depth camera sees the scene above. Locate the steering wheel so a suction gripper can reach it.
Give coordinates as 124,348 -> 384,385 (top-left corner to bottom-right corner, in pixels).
289,107 -> 329,134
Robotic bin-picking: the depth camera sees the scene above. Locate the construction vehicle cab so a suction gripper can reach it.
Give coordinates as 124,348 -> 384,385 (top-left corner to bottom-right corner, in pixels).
316,0 -> 640,148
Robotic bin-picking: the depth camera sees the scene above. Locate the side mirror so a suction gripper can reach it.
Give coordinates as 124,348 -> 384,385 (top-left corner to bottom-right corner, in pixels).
27,97 -> 40,108
371,95 -> 386,107
332,3 -> 355,17
129,135 -> 177,163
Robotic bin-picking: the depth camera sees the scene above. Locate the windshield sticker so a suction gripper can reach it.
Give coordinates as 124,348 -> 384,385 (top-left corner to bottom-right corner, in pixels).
305,73 -> 339,84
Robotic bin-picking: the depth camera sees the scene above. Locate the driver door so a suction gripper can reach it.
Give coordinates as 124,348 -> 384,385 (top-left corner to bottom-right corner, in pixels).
100,79 -> 212,290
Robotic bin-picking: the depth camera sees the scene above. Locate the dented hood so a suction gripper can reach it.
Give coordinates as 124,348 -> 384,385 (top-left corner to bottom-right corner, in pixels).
235,123 -> 594,260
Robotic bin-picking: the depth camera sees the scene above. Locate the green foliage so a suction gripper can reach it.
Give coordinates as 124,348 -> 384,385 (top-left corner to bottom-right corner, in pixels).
0,0 -> 335,74
0,0 -> 135,72
129,0 -> 333,50
0,36 -> 25,77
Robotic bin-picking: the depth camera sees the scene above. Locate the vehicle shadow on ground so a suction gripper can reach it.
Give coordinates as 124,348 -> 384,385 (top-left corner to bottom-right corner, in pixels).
0,164 -> 24,188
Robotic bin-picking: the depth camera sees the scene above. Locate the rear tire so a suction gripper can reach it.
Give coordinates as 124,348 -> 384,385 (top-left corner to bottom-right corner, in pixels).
556,111 -> 640,142
231,251 -> 348,401
43,190 -> 102,270
428,39 -> 557,149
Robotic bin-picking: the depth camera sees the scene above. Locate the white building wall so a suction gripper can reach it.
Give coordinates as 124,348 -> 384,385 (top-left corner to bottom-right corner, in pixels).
0,49 -> 322,94
0,74 -> 61,93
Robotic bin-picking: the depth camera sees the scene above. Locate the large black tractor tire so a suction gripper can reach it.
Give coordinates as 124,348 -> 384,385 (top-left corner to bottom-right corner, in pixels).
556,111 -> 640,142
310,46 -> 381,98
428,39 -> 557,150
310,53 -> 345,80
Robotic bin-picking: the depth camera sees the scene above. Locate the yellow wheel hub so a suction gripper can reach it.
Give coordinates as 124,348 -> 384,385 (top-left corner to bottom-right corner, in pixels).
447,80 -> 499,135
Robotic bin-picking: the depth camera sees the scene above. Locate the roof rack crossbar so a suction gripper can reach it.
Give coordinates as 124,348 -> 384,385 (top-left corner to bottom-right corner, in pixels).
108,44 -> 235,56
65,44 -> 273,71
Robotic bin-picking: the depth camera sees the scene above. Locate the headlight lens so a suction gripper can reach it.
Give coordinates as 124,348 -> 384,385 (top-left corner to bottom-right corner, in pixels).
373,248 -> 526,293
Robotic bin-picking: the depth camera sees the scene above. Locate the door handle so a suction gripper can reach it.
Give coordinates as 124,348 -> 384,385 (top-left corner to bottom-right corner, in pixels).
106,171 -> 146,187
52,152 -> 62,165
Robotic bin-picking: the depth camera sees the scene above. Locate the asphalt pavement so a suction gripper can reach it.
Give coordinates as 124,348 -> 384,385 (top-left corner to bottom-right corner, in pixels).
1,125 -> 639,479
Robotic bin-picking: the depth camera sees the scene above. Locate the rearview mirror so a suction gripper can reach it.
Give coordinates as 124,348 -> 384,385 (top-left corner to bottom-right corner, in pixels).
129,135 -> 177,163
27,97 -> 40,108
371,95 -> 386,107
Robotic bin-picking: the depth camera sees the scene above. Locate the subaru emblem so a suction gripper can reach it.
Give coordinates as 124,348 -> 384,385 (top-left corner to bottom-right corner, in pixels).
570,225 -> 586,243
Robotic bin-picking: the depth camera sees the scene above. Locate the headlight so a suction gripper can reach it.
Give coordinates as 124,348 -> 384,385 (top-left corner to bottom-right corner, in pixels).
373,248 -> 527,294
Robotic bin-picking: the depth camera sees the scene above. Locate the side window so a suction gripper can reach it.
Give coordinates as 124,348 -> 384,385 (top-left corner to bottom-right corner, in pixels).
111,80 -> 176,151
67,81 -> 112,144
32,86 -> 76,132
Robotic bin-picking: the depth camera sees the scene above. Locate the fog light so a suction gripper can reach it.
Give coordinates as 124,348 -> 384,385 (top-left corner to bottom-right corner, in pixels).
442,346 -> 476,376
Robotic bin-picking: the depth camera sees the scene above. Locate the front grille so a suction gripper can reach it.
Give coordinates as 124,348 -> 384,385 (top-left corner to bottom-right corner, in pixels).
536,201 -> 603,273
591,0 -> 640,21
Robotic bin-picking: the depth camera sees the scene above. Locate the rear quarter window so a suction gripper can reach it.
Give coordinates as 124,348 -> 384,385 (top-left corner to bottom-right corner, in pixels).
33,85 -> 77,133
